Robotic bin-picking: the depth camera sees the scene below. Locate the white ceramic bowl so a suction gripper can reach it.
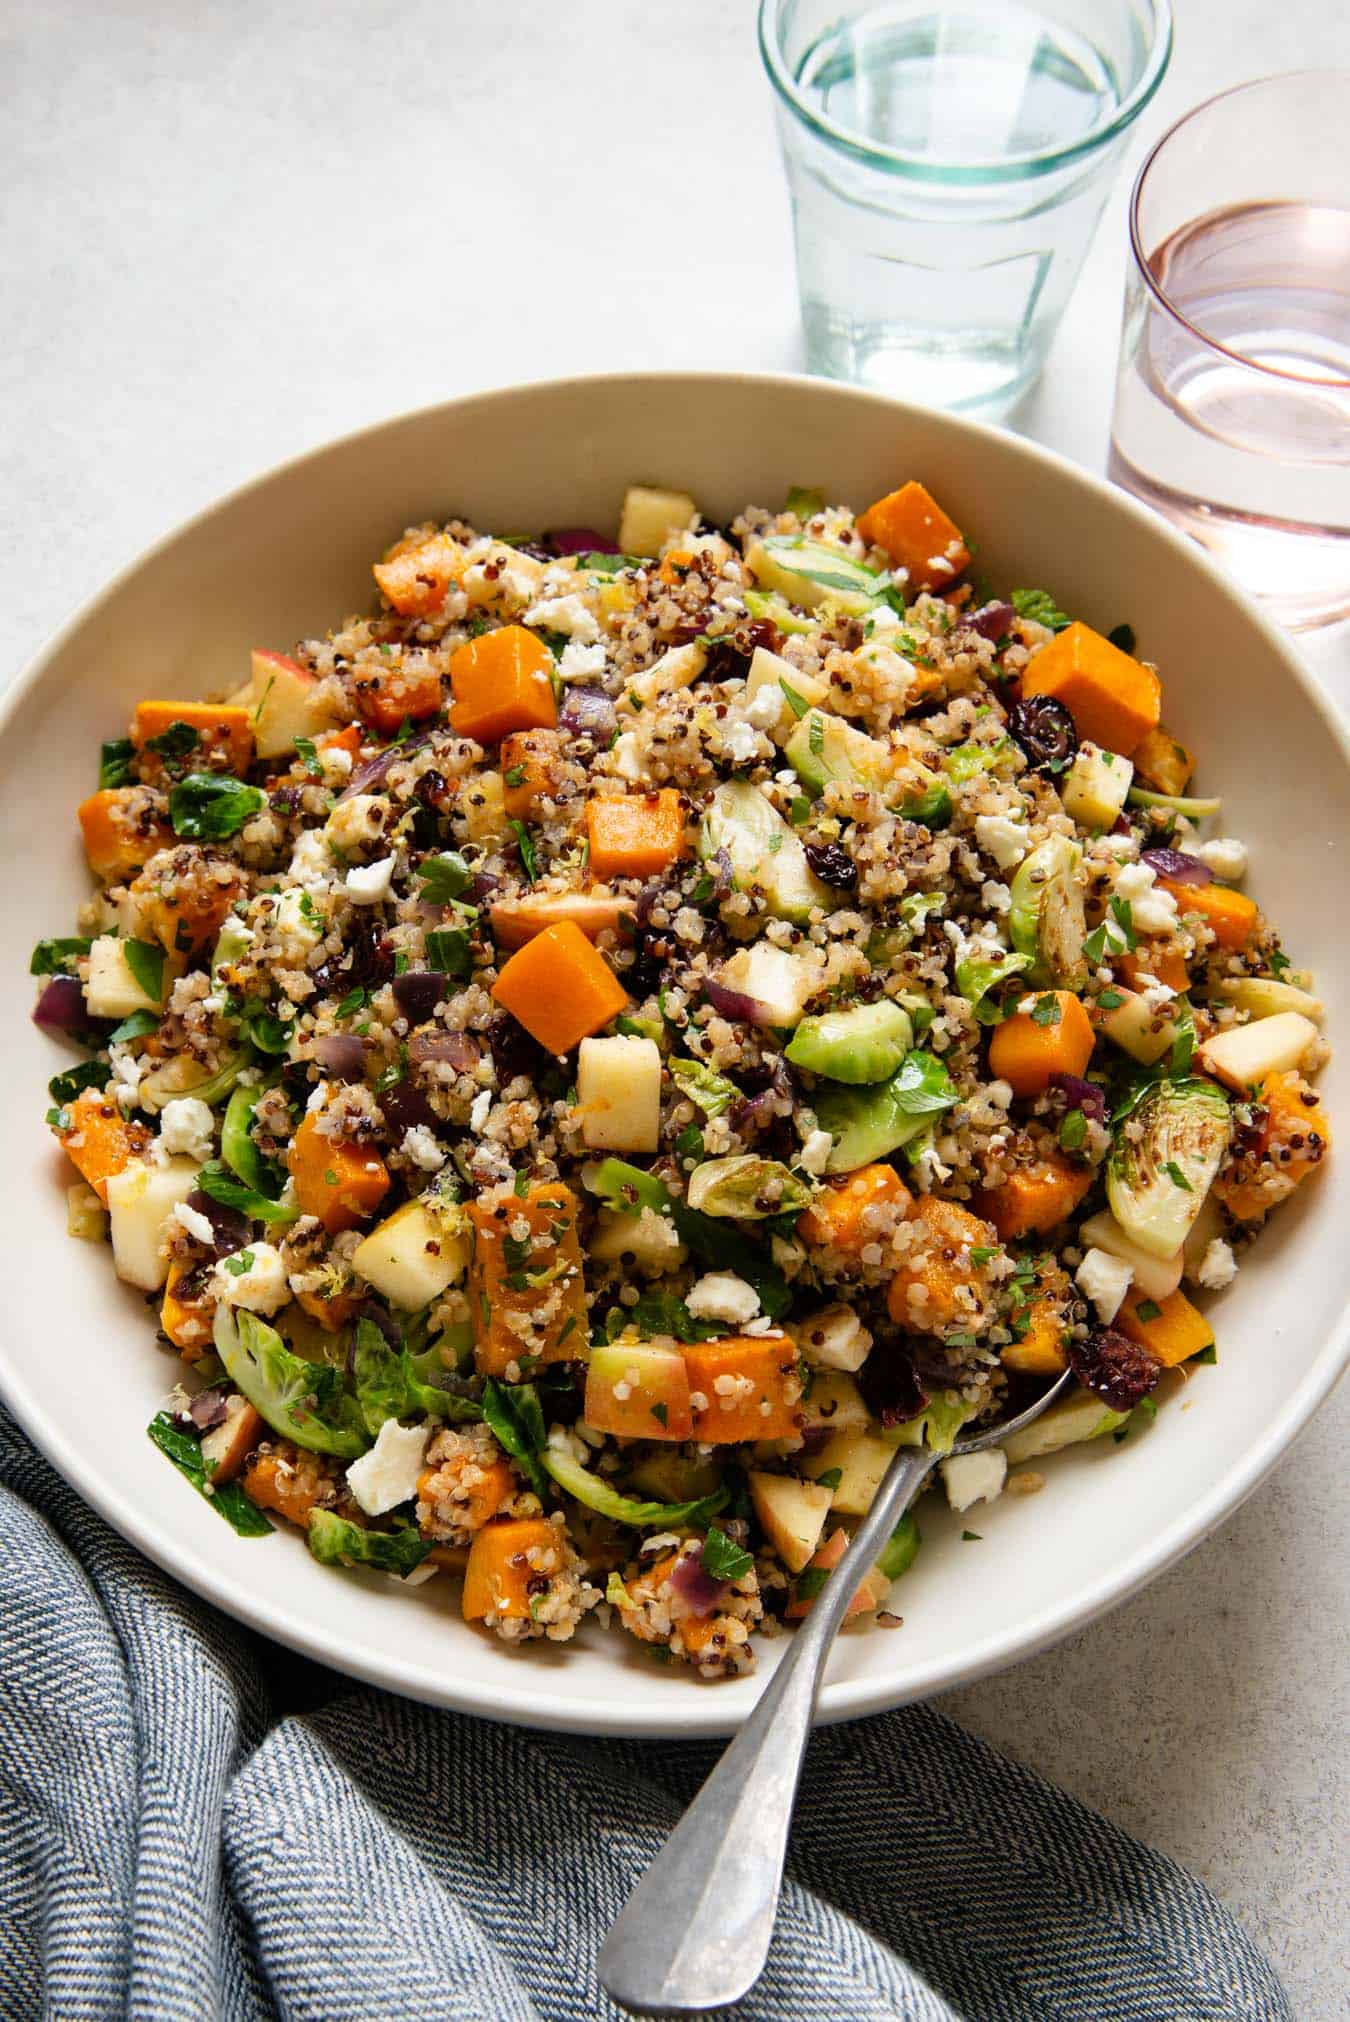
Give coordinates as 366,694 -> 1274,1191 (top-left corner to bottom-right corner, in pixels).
3,373 -> 1346,1738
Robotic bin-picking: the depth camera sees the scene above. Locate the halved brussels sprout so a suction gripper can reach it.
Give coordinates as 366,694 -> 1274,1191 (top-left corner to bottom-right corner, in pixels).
1009,834 -> 1087,989
1106,1078 -> 1231,1259
685,1155 -> 815,1220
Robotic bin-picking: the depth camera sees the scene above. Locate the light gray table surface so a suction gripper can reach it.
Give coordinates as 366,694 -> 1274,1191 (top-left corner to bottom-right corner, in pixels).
3,3 -> 1346,2013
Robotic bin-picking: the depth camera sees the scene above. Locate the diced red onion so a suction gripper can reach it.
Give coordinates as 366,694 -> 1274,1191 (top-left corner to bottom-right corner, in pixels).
311,1032 -> 369,1082
966,600 -> 1015,643
470,869 -> 502,903
377,1079 -> 439,1136
559,684 -> 616,742
336,729 -> 433,802
1142,847 -> 1212,886
702,976 -> 768,1025
189,1388 -> 230,1431
676,1549 -> 730,1617
33,975 -> 91,1037
410,1029 -> 480,1072
544,527 -> 618,556
1049,1073 -> 1108,1124
799,1424 -> 832,1456
391,971 -> 447,1022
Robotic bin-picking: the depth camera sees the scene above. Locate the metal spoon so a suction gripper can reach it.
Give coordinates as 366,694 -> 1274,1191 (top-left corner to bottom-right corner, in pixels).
598,1368 -> 1073,2015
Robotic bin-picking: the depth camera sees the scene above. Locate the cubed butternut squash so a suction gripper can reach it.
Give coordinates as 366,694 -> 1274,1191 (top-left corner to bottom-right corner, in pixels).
449,625 -> 556,744
56,1087 -> 152,1204
501,729 -> 566,819
856,481 -> 970,592
1115,1286 -> 1214,1367
887,1195 -> 997,1332
132,701 -> 254,780
462,1516 -> 565,1621
491,919 -> 628,1055
988,992 -> 1095,1099
1213,1069 -> 1331,1223
797,1164 -> 913,1255
160,1259 -> 214,1358
584,791 -> 686,881
77,788 -> 172,882
682,1335 -> 802,1443
1020,622 -> 1161,755
241,1444 -> 336,1530
1159,878 -> 1259,952
1117,943 -> 1190,994
287,1111 -> 390,1232
373,530 -> 465,617
1000,1261 -> 1073,1377
1132,722 -> 1195,796
352,659 -> 444,736
490,891 -> 637,951
468,1182 -> 587,1378
975,1148 -> 1093,1239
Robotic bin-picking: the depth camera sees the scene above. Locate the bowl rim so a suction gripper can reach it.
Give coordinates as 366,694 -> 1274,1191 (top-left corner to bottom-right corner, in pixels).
4,367 -> 1348,1738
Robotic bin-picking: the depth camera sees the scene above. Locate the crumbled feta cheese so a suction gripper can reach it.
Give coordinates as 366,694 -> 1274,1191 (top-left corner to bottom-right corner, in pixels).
1195,1237 -> 1238,1290
108,1046 -> 145,1107
911,1142 -> 953,1187
1113,859 -> 1178,936
402,1124 -> 445,1171
320,744 -> 354,783
172,1199 -> 218,1246
557,639 -> 607,683
1194,837 -> 1249,882
941,1449 -> 1007,1514
798,1128 -> 834,1176
469,1089 -> 492,1131
211,1242 -> 290,1316
306,1080 -> 329,1113
685,1272 -> 761,1327
289,830 -> 333,889
346,1418 -> 430,1517
981,879 -> 1012,915
522,592 -> 601,643
610,731 -> 645,783
159,1096 -> 216,1163
745,683 -> 787,732
722,720 -> 760,765
1075,1246 -> 1133,1323
974,814 -> 1029,871
985,1079 -> 1014,1110
344,855 -> 396,904
273,887 -> 323,962
867,604 -> 902,635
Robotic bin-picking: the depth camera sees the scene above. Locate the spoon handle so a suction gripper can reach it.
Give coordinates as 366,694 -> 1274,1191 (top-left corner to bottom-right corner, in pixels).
598,1444 -> 935,2015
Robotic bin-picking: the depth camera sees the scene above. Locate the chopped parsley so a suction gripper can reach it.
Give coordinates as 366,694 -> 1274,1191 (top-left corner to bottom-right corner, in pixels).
700,1527 -> 753,1583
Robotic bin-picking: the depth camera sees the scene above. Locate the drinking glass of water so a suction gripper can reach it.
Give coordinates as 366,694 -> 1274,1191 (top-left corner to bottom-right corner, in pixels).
1108,73 -> 1350,632
759,0 -> 1172,418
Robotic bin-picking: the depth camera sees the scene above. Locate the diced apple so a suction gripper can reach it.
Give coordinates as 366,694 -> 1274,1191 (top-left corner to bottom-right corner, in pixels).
1061,742 -> 1134,829
200,1396 -> 263,1485
799,1369 -> 871,1437
576,1036 -> 662,1154
1198,1012 -> 1318,1092
1077,1210 -> 1183,1301
1181,1189 -> 1226,1283
616,640 -> 707,714
587,1205 -> 688,1272
85,936 -> 163,1019
799,1429 -> 894,1515
248,649 -> 339,760
105,1157 -> 200,1291
784,1526 -> 889,1620
1218,976 -> 1324,1023
748,1469 -> 833,1573
351,1198 -> 470,1310
462,770 -> 509,847
618,485 -> 699,558
1095,986 -> 1178,1067
584,1341 -> 693,1441
717,942 -> 824,1030
745,645 -> 830,711
794,1303 -> 872,1373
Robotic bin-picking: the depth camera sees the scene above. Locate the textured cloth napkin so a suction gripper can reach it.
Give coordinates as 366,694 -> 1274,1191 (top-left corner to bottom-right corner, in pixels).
0,1409 -> 1290,2022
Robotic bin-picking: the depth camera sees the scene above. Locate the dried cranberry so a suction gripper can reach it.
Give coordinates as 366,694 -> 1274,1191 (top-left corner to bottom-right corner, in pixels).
858,1345 -> 929,1427
487,1012 -> 549,1084
965,600 -> 1015,643
1007,695 -> 1078,774
1067,1327 -> 1161,1412
803,842 -> 858,891
414,768 -> 448,809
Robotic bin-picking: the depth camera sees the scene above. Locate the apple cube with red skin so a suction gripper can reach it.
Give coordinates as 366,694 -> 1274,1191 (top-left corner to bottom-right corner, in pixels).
249,649 -> 339,759
584,1341 -> 693,1442
785,1526 -> 890,1619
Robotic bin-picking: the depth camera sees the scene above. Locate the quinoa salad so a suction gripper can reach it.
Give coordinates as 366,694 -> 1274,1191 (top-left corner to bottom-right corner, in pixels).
35,476 -> 1331,1680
